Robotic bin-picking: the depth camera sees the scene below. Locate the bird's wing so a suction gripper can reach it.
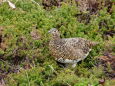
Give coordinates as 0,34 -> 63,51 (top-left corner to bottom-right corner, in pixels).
62,38 -> 92,54
63,38 -> 88,48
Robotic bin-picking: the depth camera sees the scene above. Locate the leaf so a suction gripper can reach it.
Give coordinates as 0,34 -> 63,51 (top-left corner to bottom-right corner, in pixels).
7,0 -> 16,9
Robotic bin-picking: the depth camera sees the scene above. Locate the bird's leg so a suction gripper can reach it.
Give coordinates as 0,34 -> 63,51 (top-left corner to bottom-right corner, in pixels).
64,63 -> 69,68
59,63 -> 69,68
72,63 -> 77,68
57,61 -> 69,68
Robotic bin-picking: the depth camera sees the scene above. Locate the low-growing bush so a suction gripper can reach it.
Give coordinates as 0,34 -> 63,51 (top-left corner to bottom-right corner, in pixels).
0,0 -> 114,86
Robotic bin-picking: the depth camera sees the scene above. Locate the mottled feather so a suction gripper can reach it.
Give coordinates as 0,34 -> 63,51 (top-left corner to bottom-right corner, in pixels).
49,28 -> 98,66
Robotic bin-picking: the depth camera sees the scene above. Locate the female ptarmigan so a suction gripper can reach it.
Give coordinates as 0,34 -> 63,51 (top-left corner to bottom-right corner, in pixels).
48,28 -> 98,67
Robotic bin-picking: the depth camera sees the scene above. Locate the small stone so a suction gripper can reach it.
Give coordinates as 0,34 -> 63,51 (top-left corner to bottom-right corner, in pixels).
99,79 -> 105,86
30,29 -> 41,40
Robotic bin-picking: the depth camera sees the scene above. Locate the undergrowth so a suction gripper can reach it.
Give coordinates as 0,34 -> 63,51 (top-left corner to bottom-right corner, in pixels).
0,0 -> 114,86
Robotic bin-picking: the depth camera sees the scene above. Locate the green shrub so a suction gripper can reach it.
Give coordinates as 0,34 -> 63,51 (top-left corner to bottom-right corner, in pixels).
0,0 -> 114,86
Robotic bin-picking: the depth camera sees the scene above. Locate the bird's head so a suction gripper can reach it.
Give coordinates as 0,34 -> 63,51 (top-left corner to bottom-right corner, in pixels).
48,28 -> 60,39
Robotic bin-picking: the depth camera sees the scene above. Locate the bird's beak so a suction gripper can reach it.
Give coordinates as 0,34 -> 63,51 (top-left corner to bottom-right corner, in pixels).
48,30 -> 50,33
48,30 -> 51,33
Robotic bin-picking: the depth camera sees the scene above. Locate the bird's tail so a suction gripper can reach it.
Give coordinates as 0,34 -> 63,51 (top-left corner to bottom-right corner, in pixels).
90,41 -> 99,46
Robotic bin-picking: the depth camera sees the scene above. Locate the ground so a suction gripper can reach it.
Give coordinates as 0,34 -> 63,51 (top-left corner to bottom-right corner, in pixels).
0,0 -> 115,86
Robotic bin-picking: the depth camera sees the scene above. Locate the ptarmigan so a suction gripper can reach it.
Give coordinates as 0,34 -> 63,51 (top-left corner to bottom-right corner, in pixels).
48,28 -> 98,67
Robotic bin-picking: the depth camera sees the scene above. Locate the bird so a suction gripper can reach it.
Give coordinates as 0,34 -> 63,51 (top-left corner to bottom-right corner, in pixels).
48,28 -> 98,67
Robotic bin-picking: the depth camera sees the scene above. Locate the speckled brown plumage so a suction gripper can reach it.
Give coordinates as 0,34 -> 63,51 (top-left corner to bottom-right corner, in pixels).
48,28 -> 98,67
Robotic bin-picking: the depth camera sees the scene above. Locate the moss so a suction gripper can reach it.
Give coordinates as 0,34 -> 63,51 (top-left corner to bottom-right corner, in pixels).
0,0 -> 114,86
